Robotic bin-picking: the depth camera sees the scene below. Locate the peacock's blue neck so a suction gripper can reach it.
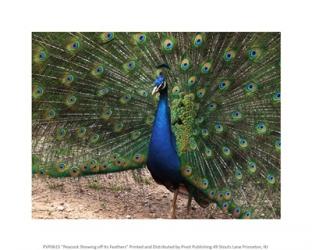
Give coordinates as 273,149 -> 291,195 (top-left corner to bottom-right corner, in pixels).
147,88 -> 182,187
152,90 -> 171,142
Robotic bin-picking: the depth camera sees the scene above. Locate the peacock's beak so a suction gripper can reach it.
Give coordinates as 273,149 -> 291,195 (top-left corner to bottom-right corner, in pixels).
152,85 -> 161,95
152,82 -> 166,95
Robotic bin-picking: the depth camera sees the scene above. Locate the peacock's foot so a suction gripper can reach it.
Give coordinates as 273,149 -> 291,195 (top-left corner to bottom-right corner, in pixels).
186,193 -> 192,215
169,189 -> 179,219
171,212 -> 177,219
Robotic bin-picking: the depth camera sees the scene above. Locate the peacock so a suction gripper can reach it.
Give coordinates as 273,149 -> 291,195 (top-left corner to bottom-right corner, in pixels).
32,32 -> 281,219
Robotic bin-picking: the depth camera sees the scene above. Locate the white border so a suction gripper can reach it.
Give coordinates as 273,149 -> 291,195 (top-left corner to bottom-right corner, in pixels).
1,0 -> 312,249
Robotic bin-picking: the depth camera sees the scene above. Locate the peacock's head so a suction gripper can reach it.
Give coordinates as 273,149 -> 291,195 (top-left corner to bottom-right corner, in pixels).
152,64 -> 170,95
152,74 -> 166,95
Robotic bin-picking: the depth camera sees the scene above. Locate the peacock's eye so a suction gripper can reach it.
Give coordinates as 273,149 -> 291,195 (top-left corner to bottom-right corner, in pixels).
101,108 -> 113,121
235,169 -> 243,180
33,86 -> 44,98
205,147 -> 212,157
180,58 -> 190,71
92,64 -> 105,77
209,191 -> 215,199
57,128 -> 66,138
256,121 -> 267,134
98,88 -> 110,97
90,134 -> 100,143
39,51 -> 46,61
201,128 -> 209,137
100,32 -> 114,42
97,66 -> 104,73
72,41 -> 80,49
275,139 -> 281,151
201,62 -> 211,74
224,50 -> 235,62
248,161 -> 257,173
215,123 -> 223,133
219,80 -> 230,90
223,146 -> 231,156
273,91 -> 281,103
193,34 -> 203,47
267,174 -> 276,184
136,33 -> 146,43
249,49 -> 257,59
231,111 -> 242,120
67,75 -> 74,81
163,39 -> 174,51
201,178 -> 209,188
244,82 -> 258,95
188,76 -> 197,86
239,138 -> 248,148
66,95 -> 77,106
208,103 -> 217,111
248,48 -> 261,60
48,109 -> 56,118
243,211 -> 252,218
172,86 -> 180,95
127,61 -> 136,70
183,166 -> 192,177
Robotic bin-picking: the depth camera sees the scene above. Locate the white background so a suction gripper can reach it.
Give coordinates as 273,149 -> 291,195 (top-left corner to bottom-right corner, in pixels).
0,0 -> 312,249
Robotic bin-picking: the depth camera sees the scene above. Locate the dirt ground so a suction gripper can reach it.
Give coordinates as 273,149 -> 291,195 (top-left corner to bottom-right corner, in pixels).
32,170 -> 230,219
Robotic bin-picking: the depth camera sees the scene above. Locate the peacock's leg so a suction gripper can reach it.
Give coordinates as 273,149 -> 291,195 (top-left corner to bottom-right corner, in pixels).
171,189 -> 178,219
186,193 -> 192,215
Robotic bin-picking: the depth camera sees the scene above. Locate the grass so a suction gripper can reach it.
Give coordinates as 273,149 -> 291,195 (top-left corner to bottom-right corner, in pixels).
133,174 -> 152,185
48,183 -> 64,191
108,183 -> 132,192
87,180 -> 102,190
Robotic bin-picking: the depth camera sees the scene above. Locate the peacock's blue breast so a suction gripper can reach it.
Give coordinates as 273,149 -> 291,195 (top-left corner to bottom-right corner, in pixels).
147,92 -> 182,188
